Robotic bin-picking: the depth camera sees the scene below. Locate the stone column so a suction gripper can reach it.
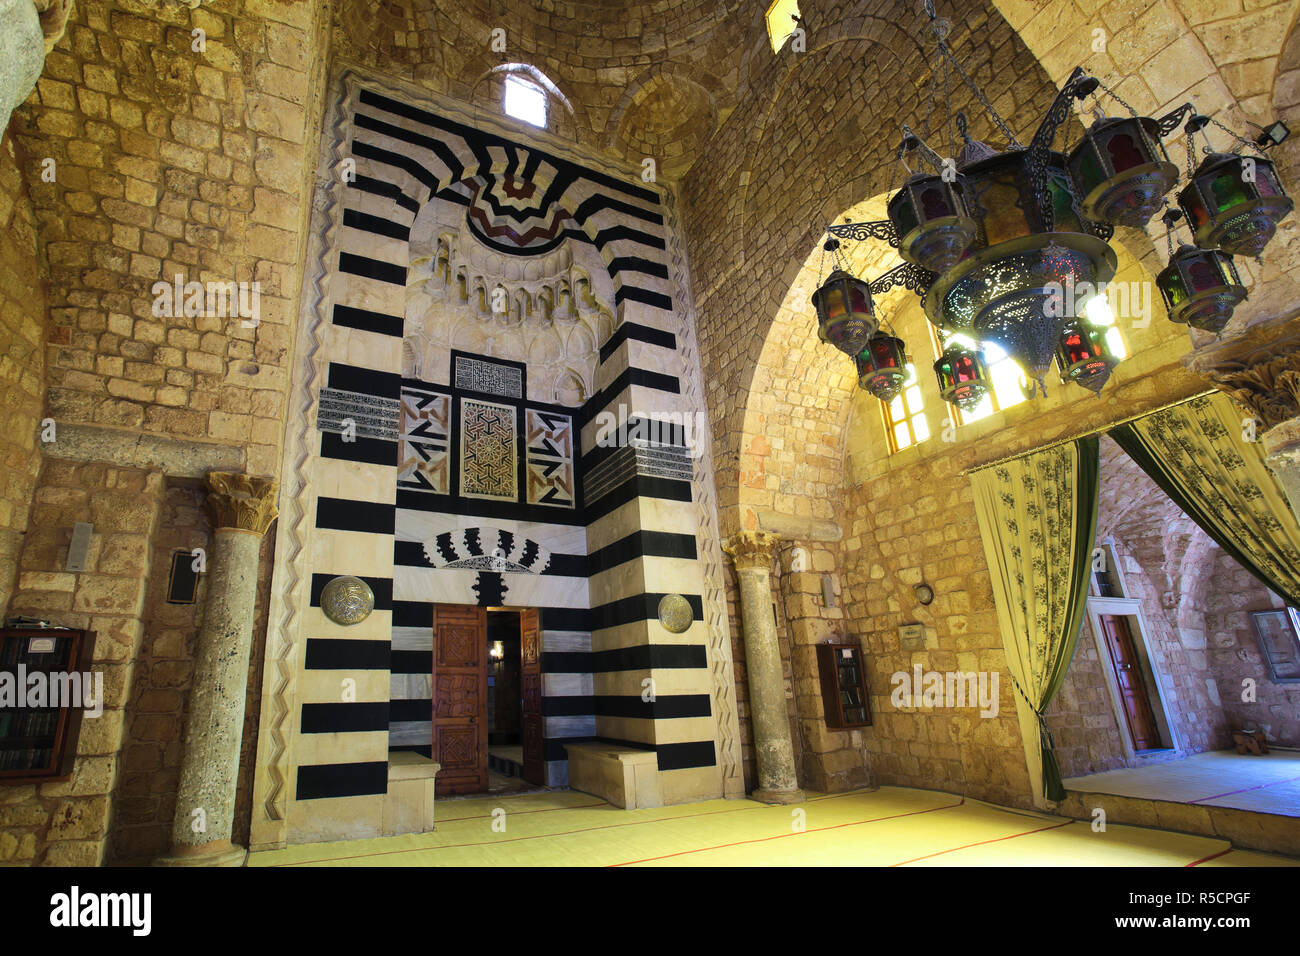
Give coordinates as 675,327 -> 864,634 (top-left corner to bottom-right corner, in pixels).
0,1 -> 75,135
1263,417 -> 1300,522
158,472 -> 277,867
725,531 -> 805,804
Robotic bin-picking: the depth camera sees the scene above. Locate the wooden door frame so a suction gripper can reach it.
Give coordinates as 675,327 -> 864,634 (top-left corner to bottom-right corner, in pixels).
1085,596 -> 1182,763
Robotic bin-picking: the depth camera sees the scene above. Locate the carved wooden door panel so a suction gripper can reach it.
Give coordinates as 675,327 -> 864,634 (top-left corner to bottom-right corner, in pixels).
520,608 -> 544,786
432,604 -> 488,794
1100,614 -> 1162,751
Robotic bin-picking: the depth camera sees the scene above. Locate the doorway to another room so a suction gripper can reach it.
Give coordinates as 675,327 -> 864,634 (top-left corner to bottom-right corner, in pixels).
432,604 -> 548,798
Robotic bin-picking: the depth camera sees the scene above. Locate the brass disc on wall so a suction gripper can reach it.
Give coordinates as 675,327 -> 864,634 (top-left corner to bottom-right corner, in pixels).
658,593 -> 693,633
322,575 -> 375,626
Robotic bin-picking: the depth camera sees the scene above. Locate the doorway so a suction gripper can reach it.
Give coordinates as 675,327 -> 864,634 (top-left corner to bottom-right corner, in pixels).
432,603 -> 545,796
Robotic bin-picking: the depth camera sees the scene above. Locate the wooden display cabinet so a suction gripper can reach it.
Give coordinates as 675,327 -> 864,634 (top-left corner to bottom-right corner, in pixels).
816,640 -> 872,728
0,628 -> 96,783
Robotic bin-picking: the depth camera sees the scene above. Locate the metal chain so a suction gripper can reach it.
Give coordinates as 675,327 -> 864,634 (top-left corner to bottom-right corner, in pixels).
922,0 -> 1021,148
1089,76 -> 1139,118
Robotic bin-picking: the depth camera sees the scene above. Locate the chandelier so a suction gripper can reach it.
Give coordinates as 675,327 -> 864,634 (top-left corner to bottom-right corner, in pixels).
809,0 -> 1294,415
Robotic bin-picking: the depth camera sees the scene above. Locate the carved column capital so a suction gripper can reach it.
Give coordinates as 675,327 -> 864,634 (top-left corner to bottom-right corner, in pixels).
205,472 -> 278,535
723,531 -> 781,572
1186,323 -> 1300,429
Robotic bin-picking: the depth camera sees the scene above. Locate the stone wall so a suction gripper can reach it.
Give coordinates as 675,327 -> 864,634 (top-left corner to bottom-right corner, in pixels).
9,0 -> 332,478
0,131 -> 48,617
105,478 -> 273,862
1206,549 -> 1300,747
0,459 -> 164,865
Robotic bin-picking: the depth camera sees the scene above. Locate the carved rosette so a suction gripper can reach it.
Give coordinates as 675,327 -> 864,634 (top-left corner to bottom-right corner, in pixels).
205,472 -> 279,535
723,531 -> 781,573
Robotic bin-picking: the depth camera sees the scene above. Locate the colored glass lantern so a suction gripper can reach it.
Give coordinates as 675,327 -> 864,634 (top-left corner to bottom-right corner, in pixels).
1156,243 -> 1247,334
923,149 -> 1116,389
855,332 -> 908,401
812,268 -> 878,356
1066,115 -> 1178,228
933,341 -> 990,411
887,172 -> 977,273
1177,152 -> 1294,257
1055,319 -> 1119,395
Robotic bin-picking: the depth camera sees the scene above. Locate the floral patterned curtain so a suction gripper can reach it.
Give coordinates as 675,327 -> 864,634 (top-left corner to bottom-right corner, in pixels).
971,437 -> 1099,803
1110,392 -> 1300,608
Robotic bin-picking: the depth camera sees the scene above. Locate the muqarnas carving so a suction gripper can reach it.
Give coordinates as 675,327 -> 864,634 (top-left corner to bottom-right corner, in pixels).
460,398 -> 517,501
526,409 -> 575,508
398,386 -> 450,495
405,226 -> 614,407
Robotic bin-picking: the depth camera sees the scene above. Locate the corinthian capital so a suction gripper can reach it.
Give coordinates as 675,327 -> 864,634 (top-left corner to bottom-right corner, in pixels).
724,531 -> 781,572
205,472 -> 279,535
1185,319 -> 1300,430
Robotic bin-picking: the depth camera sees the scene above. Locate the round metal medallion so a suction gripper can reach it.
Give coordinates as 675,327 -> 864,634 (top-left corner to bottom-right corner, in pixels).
657,593 -> 693,634
321,575 -> 374,625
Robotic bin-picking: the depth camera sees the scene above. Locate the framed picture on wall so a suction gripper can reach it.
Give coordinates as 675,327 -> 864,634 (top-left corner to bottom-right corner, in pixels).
1249,609 -> 1300,683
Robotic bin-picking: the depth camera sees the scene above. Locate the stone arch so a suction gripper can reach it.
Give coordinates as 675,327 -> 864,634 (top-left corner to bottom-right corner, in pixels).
461,61 -> 587,144
603,66 -> 720,179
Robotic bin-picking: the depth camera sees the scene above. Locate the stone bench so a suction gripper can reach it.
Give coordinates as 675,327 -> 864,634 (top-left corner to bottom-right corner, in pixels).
382,752 -> 441,836
565,741 -> 662,810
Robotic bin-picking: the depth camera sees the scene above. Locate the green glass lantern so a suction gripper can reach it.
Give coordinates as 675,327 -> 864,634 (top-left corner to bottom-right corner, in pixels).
855,332 -> 909,401
1156,243 -> 1247,334
812,268 -> 878,356
1178,152 -> 1294,257
1055,319 -> 1119,395
1066,115 -> 1178,228
933,341 -> 990,411
887,173 -> 977,273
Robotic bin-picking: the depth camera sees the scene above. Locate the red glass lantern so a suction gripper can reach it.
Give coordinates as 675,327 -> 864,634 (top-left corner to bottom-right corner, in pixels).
1055,320 -> 1119,395
855,333 -> 908,401
812,269 -> 878,356
887,173 -> 977,273
1156,243 -> 1247,334
1178,152 -> 1294,257
1066,115 -> 1178,228
933,342 -> 990,411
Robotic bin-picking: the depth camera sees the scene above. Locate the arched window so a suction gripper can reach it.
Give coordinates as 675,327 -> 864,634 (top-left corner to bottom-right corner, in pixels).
765,0 -> 801,53
504,74 -> 547,128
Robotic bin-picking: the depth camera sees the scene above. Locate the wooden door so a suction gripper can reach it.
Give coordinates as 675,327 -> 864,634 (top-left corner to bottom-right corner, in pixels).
520,608 -> 544,786
1099,614 -> 1162,751
432,604 -> 488,795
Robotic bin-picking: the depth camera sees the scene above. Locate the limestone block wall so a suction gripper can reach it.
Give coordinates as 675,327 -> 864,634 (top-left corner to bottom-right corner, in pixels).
0,460 -> 164,865
1205,550 -> 1300,747
9,0 -> 332,477
0,133 -> 48,616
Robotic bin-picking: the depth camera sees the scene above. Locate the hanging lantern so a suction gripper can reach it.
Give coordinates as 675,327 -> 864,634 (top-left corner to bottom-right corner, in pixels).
1178,152 -> 1294,257
855,332 -> 908,401
1066,115 -> 1178,228
933,341 -> 991,411
923,149 -> 1117,390
1156,244 -> 1247,334
812,268 -> 878,356
887,173 -> 977,273
1055,319 -> 1119,395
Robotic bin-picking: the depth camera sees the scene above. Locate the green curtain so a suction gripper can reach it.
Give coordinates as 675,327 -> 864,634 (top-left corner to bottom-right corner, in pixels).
970,436 -> 1099,803
1111,392 -> 1300,609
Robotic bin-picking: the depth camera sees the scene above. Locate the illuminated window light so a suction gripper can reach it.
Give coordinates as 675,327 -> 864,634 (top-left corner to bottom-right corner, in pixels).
765,0 -> 801,53
504,75 -> 547,128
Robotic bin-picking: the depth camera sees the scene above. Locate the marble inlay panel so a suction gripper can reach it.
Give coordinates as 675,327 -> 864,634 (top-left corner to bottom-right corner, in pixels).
459,397 -> 517,501
398,386 -> 450,495
525,409 -> 575,509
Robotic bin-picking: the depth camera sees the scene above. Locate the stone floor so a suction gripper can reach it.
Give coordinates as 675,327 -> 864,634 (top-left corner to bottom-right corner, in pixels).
247,786 -> 1299,867
1064,749 -> 1300,816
